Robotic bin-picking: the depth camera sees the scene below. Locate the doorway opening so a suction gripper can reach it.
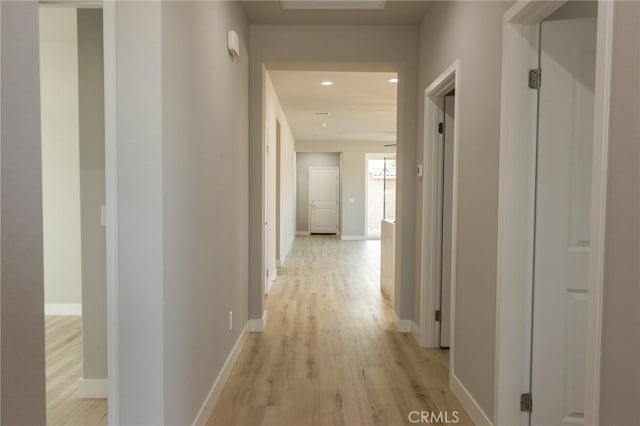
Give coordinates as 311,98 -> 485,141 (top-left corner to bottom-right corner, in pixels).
438,90 -> 455,349
262,68 -> 398,292
365,153 -> 396,239
275,119 -> 282,264
39,4 -> 108,424
419,61 -> 460,356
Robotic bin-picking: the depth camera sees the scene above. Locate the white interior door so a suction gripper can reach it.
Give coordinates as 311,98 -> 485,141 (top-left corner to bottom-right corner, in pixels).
309,167 -> 339,234
440,93 -> 455,348
531,17 -> 596,425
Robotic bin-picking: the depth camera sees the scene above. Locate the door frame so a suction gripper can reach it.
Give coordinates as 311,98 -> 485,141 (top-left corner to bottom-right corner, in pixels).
418,60 -> 460,354
103,2 -> 118,423
494,2 -> 613,425
364,152 -> 395,239
308,166 -> 340,234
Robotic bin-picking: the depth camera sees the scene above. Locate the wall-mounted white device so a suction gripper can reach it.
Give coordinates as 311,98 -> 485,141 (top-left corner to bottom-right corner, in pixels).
227,30 -> 240,57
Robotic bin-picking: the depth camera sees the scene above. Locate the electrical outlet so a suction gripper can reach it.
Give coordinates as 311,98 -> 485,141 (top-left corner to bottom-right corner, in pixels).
229,311 -> 233,330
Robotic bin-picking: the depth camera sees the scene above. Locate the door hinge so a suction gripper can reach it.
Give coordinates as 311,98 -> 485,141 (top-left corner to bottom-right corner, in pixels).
435,310 -> 442,322
520,392 -> 532,413
438,122 -> 444,134
528,68 -> 541,89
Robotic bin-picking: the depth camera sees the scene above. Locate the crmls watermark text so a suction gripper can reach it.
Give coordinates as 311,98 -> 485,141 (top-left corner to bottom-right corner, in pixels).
408,410 -> 460,424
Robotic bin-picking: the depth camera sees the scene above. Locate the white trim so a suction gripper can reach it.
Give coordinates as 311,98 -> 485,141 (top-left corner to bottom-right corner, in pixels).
295,231 -> 310,236
78,378 -> 108,399
103,2 -> 119,423
394,312 -> 411,333
45,303 -> 82,316
494,2 -> 611,425
364,152 -> 395,239
340,235 -> 366,241
248,310 -> 268,333
266,268 -> 277,294
410,321 -> 425,346
450,374 -> 492,426
419,60 -> 461,351
585,2 -> 614,424
275,259 -> 281,268
494,6 -> 540,424
191,322 -> 248,426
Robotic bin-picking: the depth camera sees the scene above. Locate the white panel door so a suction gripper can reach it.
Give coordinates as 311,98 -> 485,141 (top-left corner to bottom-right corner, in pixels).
531,17 -> 596,426
309,167 -> 339,234
440,94 -> 455,348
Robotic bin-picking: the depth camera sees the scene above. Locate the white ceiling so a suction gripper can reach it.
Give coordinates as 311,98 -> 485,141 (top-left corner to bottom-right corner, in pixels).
269,70 -> 397,143
241,0 -> 431,25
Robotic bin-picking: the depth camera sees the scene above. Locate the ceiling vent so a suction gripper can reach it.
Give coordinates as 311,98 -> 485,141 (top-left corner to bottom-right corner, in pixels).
281,0 -> 386,10
312,112 -> 330,122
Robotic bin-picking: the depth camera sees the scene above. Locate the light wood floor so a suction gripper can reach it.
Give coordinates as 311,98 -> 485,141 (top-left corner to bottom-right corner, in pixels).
207,236 -> 472,426
45,316 -> 108,426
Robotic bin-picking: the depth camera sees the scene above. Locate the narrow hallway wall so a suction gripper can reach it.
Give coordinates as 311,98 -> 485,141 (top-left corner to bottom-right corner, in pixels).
161,2 -> 250,424
416,1 -> 512,420
599,2 -> 640,423
1,1 -> 47,423
264,72 -> 296,267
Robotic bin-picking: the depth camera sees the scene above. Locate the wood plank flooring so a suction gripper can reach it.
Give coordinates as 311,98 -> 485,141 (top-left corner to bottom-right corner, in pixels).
207,236 -> 472,426
45,316 -> 108,426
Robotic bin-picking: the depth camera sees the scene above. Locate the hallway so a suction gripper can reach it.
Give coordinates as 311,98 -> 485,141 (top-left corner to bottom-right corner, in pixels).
207,237 -> 471,426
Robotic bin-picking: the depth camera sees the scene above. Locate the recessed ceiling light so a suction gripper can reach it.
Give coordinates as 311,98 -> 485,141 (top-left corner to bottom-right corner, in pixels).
388,78 -> 398,83
320,123 -> 328,128
321,81 -> 334,86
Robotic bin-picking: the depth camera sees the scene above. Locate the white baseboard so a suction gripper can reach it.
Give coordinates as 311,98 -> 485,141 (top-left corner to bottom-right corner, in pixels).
411,321 -> 426,346
450,373 -> 493,426
266,269 -> 277,294
45,303 -> 82,316
248,310 -> 268,333
394,313 -> 412,333
78,378 -> 108,399
191,322 -> 248,426
340,235 -> 366,241
296,231 -> 310,236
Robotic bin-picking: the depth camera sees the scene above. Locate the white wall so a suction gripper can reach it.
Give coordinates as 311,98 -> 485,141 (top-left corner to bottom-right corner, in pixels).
114,2 -> 165,423
296,140 -> 394,238
264,72 -> 296,268
39,7 -> 82,308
